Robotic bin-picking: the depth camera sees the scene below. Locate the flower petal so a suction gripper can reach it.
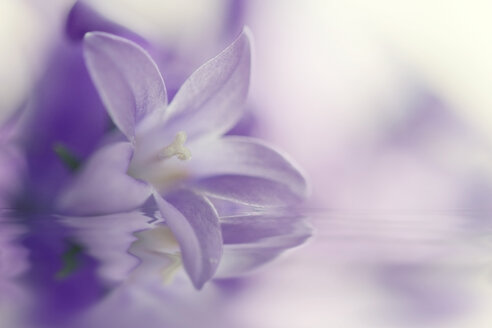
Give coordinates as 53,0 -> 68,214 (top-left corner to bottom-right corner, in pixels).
56,142 -> 152,216
221,214 -> 310,245
83,32 -> 167,141
216,213 -> 311,277
153,191 -> 222,289
192,175 -> 304,206
188,136 -> 309,202
163,28 -> 252,140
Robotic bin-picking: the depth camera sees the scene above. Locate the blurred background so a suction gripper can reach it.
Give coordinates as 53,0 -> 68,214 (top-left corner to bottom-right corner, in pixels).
2,0 -> 492,327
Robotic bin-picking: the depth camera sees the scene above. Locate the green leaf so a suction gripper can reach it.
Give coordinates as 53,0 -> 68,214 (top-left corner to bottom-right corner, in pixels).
53,143 -> 82,172
56,241 -> 84,280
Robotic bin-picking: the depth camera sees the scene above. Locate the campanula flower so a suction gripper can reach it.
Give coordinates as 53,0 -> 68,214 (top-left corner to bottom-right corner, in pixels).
57,29 -> 308,288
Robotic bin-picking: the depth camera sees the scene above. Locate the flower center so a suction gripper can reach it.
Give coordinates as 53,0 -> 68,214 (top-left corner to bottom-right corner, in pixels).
128,131 -> 191,191
158,131 -> 191,161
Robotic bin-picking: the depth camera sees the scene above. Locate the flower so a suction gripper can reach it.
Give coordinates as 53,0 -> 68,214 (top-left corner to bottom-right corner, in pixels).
66,1 -> 249,100
66,0 -> 259,137
56,29 -> 308,289
6,36 -> 109,211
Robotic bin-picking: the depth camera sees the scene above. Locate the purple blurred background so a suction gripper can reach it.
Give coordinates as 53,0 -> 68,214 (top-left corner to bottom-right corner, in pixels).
2,0 -> 492,327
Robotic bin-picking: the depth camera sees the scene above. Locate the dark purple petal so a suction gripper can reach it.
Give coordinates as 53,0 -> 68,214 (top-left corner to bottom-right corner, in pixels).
66,2 -> 148,46
153,191 -> 222,289
83,32 -> 167,141
15,41 -> 108,208
162,28 -> 252,140
216,213 -> 311,277
56,142 -> 152,216
189,136 -> 309,201
191,175 -> 304,206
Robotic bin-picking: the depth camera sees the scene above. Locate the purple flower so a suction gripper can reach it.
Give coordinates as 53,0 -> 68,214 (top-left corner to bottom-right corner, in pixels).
57,29 -> 308,288
6,38 -> 109,211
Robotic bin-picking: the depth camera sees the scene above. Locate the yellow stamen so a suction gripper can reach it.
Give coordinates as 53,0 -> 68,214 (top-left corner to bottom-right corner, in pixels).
159,131 -> 191,161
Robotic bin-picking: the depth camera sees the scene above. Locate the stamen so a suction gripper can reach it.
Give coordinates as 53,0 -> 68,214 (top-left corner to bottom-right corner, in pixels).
159,131 -> 192,161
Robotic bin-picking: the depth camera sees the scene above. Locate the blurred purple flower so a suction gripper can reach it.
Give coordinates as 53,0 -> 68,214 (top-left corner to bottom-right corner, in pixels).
56,30 -> 308,289
5,37 -> 109,211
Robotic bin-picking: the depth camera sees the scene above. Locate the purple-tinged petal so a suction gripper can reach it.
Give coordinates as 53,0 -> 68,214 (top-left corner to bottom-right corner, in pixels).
56,142 -> 152,216
221,214 -> 310,245
153,191 -> 222,289
216,214 -> 311,277
83,32 -> 167,141
162,28 -> 252,140
192,175 -> 304,206
188,136 -> 309,201
207,198 -> 258,217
